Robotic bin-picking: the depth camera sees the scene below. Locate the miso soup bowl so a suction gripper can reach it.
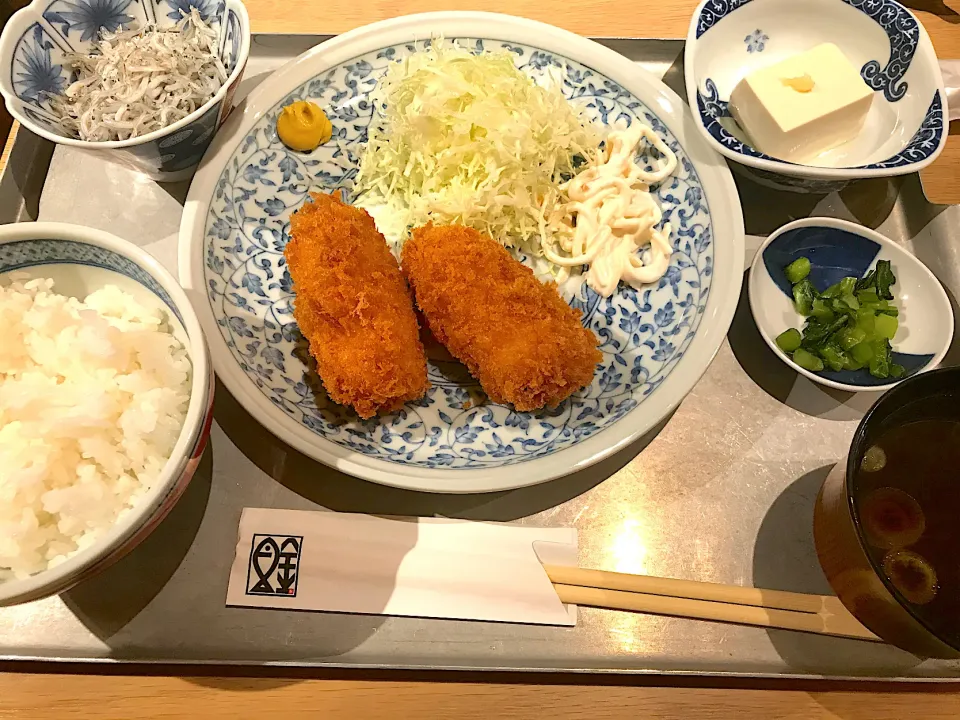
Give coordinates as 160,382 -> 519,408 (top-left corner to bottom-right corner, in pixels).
815,366 -> 960,659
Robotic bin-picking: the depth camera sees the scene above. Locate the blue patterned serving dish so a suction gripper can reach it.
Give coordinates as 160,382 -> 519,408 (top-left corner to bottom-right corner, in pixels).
179,12 -> 745,493
684,0 -> 947,193
0,0 -> 250,182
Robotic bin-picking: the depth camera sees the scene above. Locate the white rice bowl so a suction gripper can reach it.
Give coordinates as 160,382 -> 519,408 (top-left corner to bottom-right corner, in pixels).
0,275 -> 191,579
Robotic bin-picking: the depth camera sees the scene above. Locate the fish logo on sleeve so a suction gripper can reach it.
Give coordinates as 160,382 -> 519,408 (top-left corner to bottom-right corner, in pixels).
246,534 -> 303,597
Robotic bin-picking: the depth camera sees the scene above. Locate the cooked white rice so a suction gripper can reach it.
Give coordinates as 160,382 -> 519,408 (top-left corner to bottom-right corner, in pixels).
0,275 -> 191,580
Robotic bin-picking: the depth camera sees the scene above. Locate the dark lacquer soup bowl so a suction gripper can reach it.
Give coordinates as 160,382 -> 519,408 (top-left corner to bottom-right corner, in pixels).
815,366 -> 960,658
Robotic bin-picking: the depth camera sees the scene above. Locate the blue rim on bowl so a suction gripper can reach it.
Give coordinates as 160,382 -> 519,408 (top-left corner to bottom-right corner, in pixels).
684,0 -> 947,182
748,217 -> 954,392
0,222 -> 213,606
179,11 -> 746,494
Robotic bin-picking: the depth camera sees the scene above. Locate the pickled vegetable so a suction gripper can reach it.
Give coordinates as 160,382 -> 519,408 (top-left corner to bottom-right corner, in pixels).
821,282 -> 842,299
811,298 -> 834,322
785,257 -> 811,284
776,328 -> 802,352
869,338 -> 892,378
776,257 -> 902,380
837,327 -> 866,351
792,278 -> 816,315
818,342 -> 848,372
792,347 -> 824,371
875,313 -> 898,340
851,341 -> 874,365
858,259 -> 896,300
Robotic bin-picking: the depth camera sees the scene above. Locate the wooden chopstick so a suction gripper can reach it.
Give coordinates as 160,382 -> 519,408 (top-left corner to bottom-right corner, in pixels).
543,565 -> 881,642
543,564 -> 823,613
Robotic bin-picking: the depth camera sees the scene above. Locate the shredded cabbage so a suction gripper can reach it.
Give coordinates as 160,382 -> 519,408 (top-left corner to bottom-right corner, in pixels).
353,40 -> 600,252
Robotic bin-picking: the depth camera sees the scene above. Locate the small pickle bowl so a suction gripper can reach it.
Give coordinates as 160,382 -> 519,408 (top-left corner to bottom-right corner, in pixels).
748,217 -> 953,393
0,222 -> 214,606
0,0 -> 250,182
684,0 -> 947,194
815,367 -> 960,659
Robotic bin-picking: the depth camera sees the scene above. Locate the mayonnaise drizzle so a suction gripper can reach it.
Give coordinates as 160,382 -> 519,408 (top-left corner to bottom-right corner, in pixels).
541,122 -> 678,297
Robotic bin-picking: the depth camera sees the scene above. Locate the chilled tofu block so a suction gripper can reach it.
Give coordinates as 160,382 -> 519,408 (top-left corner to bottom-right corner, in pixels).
728,43 -> 873,164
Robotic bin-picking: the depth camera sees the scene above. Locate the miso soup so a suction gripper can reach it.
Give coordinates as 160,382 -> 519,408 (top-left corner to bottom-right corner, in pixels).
853,419 -> 960,645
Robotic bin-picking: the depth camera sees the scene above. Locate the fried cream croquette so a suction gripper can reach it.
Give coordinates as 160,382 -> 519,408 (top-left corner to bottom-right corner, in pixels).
285,193 -> 429,418
402,224 -> 601,411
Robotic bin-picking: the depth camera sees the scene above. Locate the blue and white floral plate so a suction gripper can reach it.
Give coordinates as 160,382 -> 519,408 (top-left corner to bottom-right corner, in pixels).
684,0 -> 947,191
179,12 -> 745,493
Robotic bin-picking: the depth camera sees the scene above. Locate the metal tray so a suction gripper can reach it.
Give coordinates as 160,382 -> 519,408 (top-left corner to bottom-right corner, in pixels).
2,34 -> 960,681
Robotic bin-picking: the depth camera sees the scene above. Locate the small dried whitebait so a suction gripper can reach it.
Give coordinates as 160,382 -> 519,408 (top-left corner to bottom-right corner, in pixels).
51,9 -> 226,142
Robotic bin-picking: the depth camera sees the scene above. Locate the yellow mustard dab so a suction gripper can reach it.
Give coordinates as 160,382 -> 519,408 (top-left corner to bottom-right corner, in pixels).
276,101 -> 332,152
780,73 -> 815,93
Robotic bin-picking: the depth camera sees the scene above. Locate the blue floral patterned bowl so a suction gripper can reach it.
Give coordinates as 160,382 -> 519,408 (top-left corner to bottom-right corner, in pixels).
684,0 -> 947,193
0,0 -> 250,182
179,12 -> 745,494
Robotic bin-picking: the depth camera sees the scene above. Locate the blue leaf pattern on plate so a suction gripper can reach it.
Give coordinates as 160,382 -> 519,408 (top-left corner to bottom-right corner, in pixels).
201,38 -> 714,470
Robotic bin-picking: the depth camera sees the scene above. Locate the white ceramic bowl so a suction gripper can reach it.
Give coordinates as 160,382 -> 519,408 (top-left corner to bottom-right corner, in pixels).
0,0 -> 250,182
0,222 -> 213,606
179,11 -> 745,494
749,217 -> 953,392
685,0 -> 947,192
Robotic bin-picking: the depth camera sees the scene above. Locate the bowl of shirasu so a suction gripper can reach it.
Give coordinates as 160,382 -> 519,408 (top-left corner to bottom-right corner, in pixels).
0,222 -> 213,607
0,0 -> 249,182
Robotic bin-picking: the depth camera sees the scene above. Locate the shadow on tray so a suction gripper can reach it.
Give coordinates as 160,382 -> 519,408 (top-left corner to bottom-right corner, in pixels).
752,465 -> 923,676
61,426 -> 405,664
214,378 -> 666,522
727,273 -> 878,420
730,158 -> 944,238
61,446 -> 215,639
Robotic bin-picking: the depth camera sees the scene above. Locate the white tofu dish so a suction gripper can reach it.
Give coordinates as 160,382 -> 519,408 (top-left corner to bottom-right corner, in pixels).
728,43 -> 874,165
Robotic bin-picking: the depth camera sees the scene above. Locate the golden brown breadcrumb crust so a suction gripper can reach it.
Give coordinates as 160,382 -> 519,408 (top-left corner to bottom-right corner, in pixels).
285,193 -> 429,418
402,224 -> 601,411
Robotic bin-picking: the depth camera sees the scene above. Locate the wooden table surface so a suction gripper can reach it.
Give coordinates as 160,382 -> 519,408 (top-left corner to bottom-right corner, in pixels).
3,0 -> 960,717
1,669 -> 959,719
